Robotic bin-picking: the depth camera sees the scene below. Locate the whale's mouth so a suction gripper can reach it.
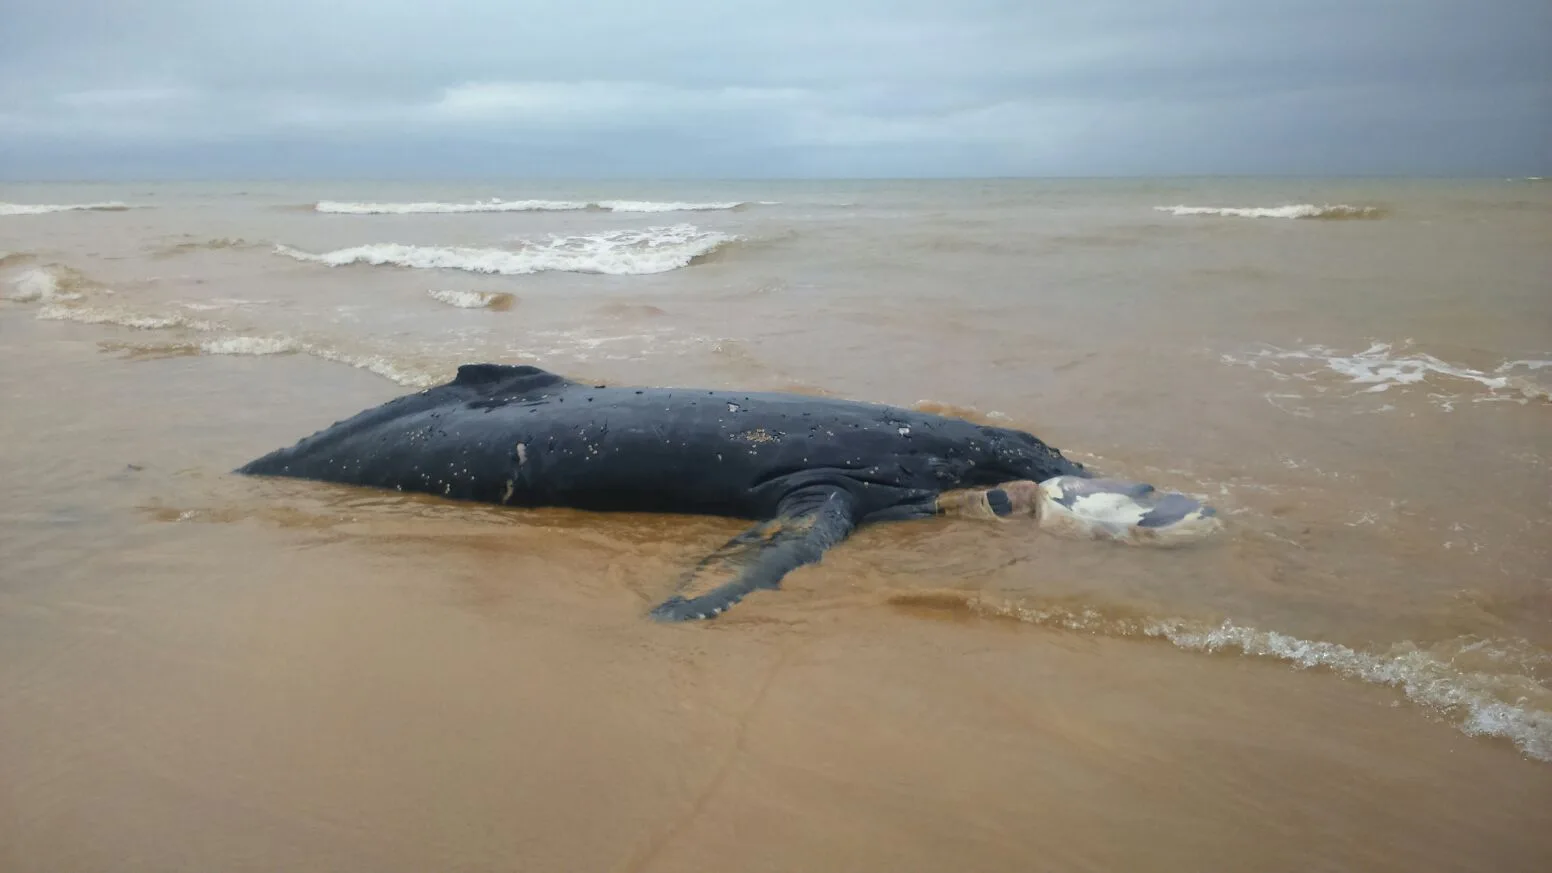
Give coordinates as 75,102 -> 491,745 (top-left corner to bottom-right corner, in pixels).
1034,476 -> 1221,546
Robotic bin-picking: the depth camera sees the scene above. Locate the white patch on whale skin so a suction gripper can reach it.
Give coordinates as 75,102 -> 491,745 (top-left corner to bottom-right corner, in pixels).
1064,492 -> 1149,526
1036,476 -> 1222,547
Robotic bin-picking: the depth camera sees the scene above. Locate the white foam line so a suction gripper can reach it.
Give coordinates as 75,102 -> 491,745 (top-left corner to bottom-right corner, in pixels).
275,224 -> 737,277
1156,204 -> 1382,219
316,199 -> 589,214
1,201 -> 133,216
426,289 -> 512,309
974,599 -> 1552,763
315,199 -> 759,214
1156,622 -> 1551,763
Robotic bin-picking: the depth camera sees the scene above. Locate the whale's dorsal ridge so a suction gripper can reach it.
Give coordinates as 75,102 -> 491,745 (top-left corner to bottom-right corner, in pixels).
452,363 -> 568,397
454,363 -> 551,385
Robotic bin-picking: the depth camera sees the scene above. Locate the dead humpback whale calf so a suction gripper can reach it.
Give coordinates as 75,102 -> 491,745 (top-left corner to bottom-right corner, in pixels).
237,364 -> 1220,621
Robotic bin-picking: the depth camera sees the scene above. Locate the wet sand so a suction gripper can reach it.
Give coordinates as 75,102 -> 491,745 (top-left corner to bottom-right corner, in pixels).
2,312 -> 1548,873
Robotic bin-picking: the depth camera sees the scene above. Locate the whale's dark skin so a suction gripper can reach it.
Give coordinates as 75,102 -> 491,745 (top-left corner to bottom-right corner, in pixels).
237,363 -> 1089,620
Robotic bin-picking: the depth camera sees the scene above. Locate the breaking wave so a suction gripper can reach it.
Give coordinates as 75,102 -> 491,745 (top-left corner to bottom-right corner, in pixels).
893,592 -> 1552,763
1155,204 -> 1385,220
426,289 -> 516,310
275,224 -> 738,276
0,201 -> 133,216
314,199 -> 758,214
1225,341 -> 1551,407
0,251 -> 34,267
7,266 -> 89,302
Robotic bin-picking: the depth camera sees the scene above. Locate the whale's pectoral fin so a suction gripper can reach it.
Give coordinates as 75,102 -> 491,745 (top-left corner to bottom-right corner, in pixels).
649,487 -> 857,622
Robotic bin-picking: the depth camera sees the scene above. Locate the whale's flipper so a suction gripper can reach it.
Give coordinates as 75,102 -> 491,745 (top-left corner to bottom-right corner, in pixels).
649,487 -> 857,622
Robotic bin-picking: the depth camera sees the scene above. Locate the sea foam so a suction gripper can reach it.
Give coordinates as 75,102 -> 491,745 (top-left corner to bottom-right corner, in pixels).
0,201 -> 132,216
956,595 -> 1552,763
1155,204 -> 1384,220
1226,341 -> 1551,405
276,224 -> 737,276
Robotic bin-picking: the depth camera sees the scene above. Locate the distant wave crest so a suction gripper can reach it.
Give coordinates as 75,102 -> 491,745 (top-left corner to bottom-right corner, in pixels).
275,224 -> 739,276
595,200 -> 748,212
1156,203 -> 1385,220
0,201 -> 133,216
315,199 -> 760,214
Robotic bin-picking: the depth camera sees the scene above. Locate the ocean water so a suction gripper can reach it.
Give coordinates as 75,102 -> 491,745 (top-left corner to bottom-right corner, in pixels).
2,178 -> 1550,872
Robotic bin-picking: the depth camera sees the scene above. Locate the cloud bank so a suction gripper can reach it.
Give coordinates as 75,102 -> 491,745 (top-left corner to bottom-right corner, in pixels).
1,0 -> 1547,178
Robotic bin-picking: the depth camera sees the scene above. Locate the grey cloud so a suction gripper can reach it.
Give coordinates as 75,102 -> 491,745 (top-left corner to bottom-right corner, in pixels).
1,0 -> 1547,178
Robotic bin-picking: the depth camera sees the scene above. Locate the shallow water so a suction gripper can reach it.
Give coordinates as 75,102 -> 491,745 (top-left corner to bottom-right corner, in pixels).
2,178 -> 1550,871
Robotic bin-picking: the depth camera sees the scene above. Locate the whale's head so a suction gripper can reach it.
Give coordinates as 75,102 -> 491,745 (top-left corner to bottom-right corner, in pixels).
1032,476 -> 1221,546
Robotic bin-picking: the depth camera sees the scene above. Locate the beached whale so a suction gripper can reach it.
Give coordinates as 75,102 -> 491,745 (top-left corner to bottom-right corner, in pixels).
237,364 -> 1220,620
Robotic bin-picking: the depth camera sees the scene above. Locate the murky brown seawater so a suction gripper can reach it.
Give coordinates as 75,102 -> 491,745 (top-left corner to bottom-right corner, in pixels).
2,179 -> 1550,871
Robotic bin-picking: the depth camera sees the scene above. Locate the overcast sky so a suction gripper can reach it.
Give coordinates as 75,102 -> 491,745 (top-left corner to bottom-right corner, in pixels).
1,0 -> 1547,179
